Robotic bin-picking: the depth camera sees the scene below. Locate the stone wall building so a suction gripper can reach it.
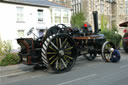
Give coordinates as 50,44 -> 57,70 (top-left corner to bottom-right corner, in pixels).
49,0 -> 128,35
48,0 -> 72,8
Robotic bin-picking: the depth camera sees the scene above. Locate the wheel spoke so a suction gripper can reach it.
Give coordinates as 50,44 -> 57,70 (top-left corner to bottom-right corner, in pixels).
65,46 -> 73,51
64,55 -> 73,60
64,56 -> 69,63
61,58 -> 67,68
56,38 -> 59,47
49,55 -> 56,60
105,53 -> 110,57
50,42 -> 59,50
59,59 -> 62,69
49,46 -> 56,52
59,38 -> 62,48
64,42 -> 69,48
50,57 -> 58,65
105,44 -> 112,49
65,52 -> 72,55
104,50 -> 109,53
56,59 -> 59,69
47,52 -> 57,55
62,38 -> 67,48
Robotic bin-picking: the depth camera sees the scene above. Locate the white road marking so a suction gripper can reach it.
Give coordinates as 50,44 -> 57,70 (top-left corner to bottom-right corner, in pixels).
0,71 -> 29,78
4,79 -> 20,84
31,75 -> 41,78
120,64 -> 128,68
57,74 -> 96,85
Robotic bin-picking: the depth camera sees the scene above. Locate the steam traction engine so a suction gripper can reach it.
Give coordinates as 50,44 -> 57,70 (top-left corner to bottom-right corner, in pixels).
17,11 -> 117,73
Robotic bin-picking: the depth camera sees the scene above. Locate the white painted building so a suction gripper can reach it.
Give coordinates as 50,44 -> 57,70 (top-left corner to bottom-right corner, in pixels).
0,0 -> 71,50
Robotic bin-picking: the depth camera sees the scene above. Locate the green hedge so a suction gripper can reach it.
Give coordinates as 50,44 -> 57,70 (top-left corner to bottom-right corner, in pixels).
100,29 -> 122,49
0,53 -> 20,66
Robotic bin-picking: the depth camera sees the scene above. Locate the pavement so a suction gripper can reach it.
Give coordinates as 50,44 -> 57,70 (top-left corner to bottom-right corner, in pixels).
0,64 -> 33,73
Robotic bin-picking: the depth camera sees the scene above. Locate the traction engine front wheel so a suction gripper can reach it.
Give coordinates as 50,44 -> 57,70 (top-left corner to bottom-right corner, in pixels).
101,41 -> 115,62
41,34 -> 77,73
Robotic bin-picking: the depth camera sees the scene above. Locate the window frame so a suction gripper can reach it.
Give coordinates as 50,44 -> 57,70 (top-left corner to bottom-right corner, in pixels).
16,7 -> 24,23
37,9 -> 44,22
63,10 -> 69,23
54,9 -> 61,23
17,30 -> 24,38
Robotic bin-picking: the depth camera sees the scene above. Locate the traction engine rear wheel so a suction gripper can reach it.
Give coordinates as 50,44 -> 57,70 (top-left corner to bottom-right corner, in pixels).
102,41 -> 115,62
41,34 -> 77,73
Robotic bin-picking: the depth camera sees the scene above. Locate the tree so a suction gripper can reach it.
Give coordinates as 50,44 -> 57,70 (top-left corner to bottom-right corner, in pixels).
71,12 -> 85,28
100,14 -> 108,30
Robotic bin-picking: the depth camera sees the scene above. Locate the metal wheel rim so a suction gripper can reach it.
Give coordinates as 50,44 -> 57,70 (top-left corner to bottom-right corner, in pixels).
42,34 -> 77,73
102,41 -> 114,62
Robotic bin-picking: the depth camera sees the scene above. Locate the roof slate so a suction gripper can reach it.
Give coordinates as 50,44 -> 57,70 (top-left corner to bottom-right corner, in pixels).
3,0 -> 68,8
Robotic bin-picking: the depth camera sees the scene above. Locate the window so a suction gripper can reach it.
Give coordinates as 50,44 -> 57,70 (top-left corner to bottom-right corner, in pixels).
126,0 -> 128,15
72,0 -> 81,14
126,8 -> 128,15
119,6 -> 123,15
63,11 -> 68,23
55,10 -> 61,23
78,0 -> 81,12
95,5 -> 98,11
18,30 -> 24,37
17,7 -> 24,22
38,9 -> 43,22
55,0 -> 59,3
100,2 -> 104,14
79,2 -> 82,12
107,7 -> 109,15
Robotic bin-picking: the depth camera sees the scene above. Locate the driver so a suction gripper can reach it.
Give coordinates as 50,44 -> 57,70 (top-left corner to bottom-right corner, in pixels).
39,30 -> 44,37
81,23 -> 88,36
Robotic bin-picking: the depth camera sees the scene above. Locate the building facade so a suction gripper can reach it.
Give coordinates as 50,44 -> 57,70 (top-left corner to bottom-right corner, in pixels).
53,0 -> 128,35
0,0 -> 71,50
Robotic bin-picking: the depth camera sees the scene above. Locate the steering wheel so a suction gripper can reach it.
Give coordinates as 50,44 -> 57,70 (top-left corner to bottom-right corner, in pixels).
27,27 -> 34,35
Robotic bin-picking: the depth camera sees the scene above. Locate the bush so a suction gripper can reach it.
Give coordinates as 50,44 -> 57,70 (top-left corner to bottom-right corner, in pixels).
0,36 -> 19,66
71,12 -> 85,28
100,29 -> 122,49
3,40 -> 12,54
0,36 -> 12,56
0,53 -> 20,66
0,37 -> 4,56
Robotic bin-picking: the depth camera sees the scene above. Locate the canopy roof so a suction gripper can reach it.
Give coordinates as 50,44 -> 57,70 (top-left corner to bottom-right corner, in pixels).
119,21 -> 128,27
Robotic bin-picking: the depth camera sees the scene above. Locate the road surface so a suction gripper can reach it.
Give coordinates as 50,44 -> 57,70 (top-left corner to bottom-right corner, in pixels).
0,49 -> 128,85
